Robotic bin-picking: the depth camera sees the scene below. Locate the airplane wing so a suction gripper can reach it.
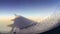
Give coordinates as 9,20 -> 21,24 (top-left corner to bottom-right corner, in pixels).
8,15 -> 37,29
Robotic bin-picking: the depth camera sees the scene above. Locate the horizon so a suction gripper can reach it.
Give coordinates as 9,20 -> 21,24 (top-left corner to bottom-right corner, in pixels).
0,0 -> 60,33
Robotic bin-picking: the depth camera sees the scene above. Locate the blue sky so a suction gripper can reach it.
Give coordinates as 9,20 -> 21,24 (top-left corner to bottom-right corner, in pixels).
0,0 -> 60,32
0,0 -> 60,17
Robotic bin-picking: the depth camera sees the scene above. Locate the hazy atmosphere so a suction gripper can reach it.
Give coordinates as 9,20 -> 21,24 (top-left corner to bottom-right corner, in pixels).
0,0 -> 60,34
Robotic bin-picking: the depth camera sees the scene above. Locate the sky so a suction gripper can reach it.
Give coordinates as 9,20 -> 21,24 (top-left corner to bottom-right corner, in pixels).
0,0 -> 60,17
0,0 -> 60,32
